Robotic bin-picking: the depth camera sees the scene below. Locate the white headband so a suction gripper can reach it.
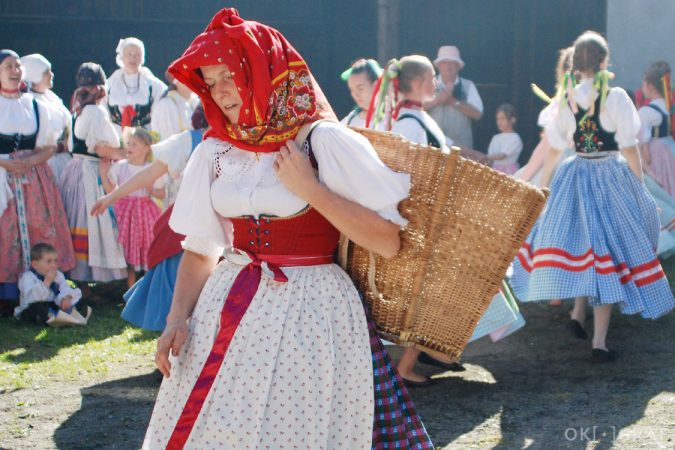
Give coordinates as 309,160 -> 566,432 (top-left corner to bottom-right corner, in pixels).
116,37 -> 145,68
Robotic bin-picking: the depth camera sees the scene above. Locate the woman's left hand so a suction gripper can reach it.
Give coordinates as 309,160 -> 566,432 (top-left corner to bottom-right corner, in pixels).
273,140 -> 321,201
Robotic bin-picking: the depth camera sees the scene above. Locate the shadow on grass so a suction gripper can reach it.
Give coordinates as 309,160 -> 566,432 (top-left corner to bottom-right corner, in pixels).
0,282 -> 159,365
53,371 -> 160,450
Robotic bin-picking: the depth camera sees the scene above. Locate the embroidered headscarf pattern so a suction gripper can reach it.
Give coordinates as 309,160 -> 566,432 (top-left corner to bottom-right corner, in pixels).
168,7 -> 334,153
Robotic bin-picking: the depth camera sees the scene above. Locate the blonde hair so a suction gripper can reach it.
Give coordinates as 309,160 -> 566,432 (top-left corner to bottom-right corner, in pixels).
123,127 -> 158,162
397,55 -> 434,93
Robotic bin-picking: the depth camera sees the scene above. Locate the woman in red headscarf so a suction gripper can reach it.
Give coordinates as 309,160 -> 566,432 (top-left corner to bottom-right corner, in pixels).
143,8 -> 433,450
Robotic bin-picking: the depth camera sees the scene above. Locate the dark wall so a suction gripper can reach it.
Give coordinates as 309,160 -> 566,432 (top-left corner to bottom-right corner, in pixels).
1,0 -> 606,161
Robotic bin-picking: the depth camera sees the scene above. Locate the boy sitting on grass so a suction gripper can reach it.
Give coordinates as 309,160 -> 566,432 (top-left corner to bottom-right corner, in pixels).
15,243 -> 91,326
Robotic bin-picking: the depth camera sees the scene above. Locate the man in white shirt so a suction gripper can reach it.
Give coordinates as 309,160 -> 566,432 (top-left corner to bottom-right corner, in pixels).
425,45 -> 483,148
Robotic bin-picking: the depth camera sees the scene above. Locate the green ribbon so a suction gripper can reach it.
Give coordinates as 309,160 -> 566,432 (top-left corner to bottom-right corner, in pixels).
340,58 -> 383,81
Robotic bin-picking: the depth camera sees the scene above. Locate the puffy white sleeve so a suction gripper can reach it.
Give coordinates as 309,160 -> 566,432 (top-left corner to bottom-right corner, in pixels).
151,97 -> 179,139
391,117 -> 428,146
544,102 -> 576,151
151,130 -> 193,177
77,105 -> 120,152
607,88 -> 641,149
54,271 -> 82,306
310,122 -> 410,228
637,105 -> 662,144
169,140 -> 231,257
537,102 -> 556,128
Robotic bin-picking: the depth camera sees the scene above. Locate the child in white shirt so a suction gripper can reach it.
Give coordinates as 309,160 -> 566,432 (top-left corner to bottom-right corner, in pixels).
487,103 -> 523,174
16,243 -> 90,325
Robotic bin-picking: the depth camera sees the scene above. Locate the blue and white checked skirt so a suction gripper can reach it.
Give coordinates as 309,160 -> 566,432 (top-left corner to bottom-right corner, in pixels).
511,154 -> 674,319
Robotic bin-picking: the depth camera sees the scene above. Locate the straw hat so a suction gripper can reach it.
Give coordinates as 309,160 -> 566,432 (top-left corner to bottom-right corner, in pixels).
433,45 -> 465,69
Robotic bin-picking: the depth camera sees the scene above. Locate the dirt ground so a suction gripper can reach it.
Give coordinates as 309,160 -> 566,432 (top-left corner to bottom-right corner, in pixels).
1,293 -> 674,449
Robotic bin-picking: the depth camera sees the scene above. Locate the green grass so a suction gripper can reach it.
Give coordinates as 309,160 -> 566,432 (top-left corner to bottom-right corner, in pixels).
0,291 -> 159,392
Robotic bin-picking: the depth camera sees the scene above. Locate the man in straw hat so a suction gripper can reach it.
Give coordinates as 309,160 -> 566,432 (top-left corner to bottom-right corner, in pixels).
425,45 -> 483,148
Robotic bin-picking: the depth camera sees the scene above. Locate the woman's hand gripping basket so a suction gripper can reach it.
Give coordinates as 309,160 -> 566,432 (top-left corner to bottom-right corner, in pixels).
342,128 -> 547,361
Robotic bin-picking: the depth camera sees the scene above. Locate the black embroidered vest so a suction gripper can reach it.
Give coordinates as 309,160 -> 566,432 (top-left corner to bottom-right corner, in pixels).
0,98 -> 40,154
573,96 -> 617,153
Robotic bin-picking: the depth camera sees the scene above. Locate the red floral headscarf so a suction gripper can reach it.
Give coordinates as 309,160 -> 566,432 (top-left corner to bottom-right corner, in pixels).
168,8 -> 335,153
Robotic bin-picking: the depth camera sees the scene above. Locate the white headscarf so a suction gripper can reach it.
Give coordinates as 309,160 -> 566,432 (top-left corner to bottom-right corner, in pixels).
20,54 -> 51,85
115,37 -> 145,68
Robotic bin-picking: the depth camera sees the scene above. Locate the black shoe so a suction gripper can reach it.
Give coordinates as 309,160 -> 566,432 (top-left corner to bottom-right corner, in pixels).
566,319 -> 588,340
418,352 -> 466,372
591,348 -> 617,363
400,375 -> 436,387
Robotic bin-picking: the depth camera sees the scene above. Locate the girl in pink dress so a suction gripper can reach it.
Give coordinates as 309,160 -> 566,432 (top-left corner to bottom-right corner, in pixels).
100,127 -> 165,287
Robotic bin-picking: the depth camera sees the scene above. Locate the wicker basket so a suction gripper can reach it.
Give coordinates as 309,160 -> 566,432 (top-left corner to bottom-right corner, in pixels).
343,128 -> 547,361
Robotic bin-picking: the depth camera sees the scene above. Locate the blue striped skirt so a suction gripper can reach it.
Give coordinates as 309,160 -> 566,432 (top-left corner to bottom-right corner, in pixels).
511,153 -> 674,319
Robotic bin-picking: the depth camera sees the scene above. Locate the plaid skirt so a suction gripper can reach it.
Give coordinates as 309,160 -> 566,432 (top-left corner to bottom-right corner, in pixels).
511,153 -> 674,319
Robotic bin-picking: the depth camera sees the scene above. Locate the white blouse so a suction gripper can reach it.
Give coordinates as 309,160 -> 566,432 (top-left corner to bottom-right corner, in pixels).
537,101 -> 556,128
0,93 -> 52,146
15,270 -> 82,316
638,98 -> 668,144
107,67 -> 167,109
150,91 -> 198,141
73,104 -> 120,156
390,107 -> 450,150
152,130 -> 194,178
169,121 -> 410,258
545,78 -> 641,151
487,132 -> 523,164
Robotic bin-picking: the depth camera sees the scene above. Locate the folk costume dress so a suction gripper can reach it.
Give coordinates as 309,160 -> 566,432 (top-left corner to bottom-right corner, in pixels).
142,9 -> 433,450
637,99 -> 675,257
121,128 -> 203,331
638,98 -> 675,199
0,92 -> 75,299
20,54 -> 74,181
108,160 -> 166,271
511,78 -> 675,318
58,104 -> 127,282
107,67 -> 166,135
